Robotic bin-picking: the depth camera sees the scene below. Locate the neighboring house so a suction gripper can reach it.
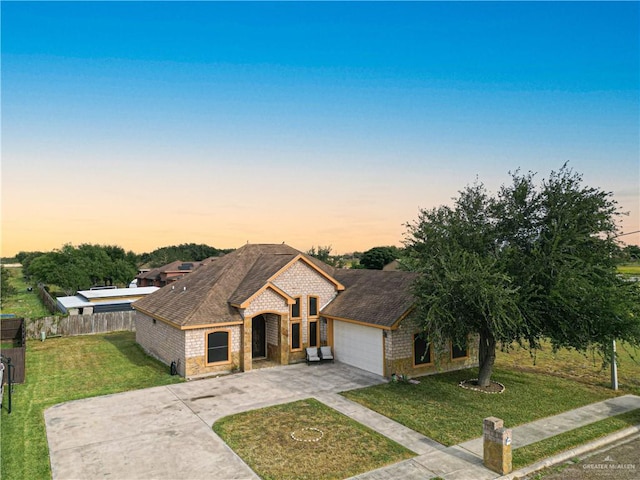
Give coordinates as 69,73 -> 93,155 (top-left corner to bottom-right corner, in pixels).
382,259 -> 401,271
135,259 -> 213,287
57,286 -> 160,315
134,244 -> 477,378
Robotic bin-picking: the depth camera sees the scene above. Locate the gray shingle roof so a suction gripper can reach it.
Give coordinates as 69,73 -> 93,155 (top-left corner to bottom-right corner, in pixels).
135,244 -> 303,327
229,252 -> 298,306
136,259 -> 209,281
134,243 -> 418,329
321,269 -> 418,328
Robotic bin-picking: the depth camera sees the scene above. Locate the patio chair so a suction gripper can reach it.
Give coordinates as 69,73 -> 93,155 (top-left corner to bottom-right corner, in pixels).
319,346 -> 334,363
306,347 -> 320,365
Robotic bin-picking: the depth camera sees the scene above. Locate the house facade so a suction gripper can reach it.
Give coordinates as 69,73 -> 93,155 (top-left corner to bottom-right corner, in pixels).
134,244 -> 477,378
135,260 -> 212,287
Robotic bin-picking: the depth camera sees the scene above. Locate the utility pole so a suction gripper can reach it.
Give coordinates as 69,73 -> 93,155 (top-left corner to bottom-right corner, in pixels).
611,340 -> 618,391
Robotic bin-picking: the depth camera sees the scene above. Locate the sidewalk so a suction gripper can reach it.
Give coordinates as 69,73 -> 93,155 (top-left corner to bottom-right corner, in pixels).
348,394 -> 640,480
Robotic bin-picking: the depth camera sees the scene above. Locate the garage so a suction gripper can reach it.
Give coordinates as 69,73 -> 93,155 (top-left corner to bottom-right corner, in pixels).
333,321 -> 384,376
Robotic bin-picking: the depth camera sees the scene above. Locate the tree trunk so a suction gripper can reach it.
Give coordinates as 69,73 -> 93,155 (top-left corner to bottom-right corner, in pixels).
477,330 -> 496,387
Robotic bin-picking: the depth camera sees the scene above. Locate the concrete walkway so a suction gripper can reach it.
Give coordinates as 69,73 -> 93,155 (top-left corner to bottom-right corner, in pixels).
349,394 -> 640,480
45,363 -> 640,480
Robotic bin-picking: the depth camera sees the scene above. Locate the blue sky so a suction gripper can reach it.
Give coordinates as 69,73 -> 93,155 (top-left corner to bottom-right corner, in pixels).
2,1 -> 639,255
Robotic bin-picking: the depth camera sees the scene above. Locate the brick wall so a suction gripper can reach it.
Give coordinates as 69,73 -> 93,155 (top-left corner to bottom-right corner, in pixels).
244,288 -> 288,318
135,312 -> 186,375
265,313 -> 279,345
385,314 -> 479,377
272,260 -> 337,348
184,325 -> 242,376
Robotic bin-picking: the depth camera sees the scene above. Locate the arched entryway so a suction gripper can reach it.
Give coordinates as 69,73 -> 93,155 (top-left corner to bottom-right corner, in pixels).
248,312 -> 286,366
252,315 -> 266,358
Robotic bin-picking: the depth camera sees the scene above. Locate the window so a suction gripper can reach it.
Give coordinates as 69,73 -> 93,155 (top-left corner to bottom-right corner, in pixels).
291,322 -> 301,350
308,296 -> 319,317
451,341 -> 468,360
413,334 -> 432,366
309,320 -> 318,347
291,297 -> 301,318
206,331 -> 230,364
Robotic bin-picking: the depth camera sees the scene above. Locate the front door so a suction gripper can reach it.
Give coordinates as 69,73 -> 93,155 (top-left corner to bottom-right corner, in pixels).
252,315 -> 266,358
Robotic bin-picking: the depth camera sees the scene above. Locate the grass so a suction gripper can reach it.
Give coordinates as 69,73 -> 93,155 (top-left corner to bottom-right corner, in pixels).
0,331 -> 183,480
2,266 -> 52,318
496,340 -> 640,396
213,398 -> 414,480
342,367 -> 621,447
2,330 -> 637,480
512,408 -> 640,469
617,263 -> 640,276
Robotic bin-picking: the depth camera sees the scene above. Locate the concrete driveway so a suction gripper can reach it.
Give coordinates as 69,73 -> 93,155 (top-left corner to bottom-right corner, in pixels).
45,363 -> 386,480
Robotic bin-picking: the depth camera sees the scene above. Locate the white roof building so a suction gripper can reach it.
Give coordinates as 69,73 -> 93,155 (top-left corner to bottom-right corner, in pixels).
57,287 -> 159,315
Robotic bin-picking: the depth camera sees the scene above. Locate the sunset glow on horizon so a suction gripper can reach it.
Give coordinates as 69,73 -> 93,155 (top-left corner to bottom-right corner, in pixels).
2,2 -> 638,257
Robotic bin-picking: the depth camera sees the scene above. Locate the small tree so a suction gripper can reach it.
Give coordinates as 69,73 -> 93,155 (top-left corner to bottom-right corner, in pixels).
307,245 -> 332,263
404,166 -> 640,387
360,246 -> 400,270
621,245 -> 640,262
1,266 -> 16,307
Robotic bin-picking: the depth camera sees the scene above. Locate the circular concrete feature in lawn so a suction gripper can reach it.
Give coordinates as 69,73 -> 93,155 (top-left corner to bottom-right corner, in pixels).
290,427 -> 324,442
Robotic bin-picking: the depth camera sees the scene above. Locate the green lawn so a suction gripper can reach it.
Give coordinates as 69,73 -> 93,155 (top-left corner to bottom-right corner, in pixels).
617,263 -> 640,276
2,331 -> 637,479
496,340 -> 640,396
0,332 -> 183,480
341,367 -> 621,447
213,398 -> 414,480
2,266 -> 52,318
512,408 -> 640,469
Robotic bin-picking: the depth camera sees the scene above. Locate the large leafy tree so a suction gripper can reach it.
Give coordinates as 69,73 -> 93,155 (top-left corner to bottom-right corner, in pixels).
139,243 -> 229,268
27,244 -> 138,295
404,166 -> 640,387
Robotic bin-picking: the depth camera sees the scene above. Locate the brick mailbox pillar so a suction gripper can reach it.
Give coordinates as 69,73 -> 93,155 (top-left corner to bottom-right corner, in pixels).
483,417 -> 512,475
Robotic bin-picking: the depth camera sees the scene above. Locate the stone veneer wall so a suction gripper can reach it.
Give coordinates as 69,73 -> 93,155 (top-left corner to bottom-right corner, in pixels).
243,289 -> 289,365
184,325 -> 242,377
265,313 -> 280,362
385,314 -> 479,377
271,260 -> 337,360
135,311 -> 186,376
320,319 -> 328,345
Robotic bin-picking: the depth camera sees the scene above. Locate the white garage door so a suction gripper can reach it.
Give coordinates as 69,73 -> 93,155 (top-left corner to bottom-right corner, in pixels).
333,321 -> 384,376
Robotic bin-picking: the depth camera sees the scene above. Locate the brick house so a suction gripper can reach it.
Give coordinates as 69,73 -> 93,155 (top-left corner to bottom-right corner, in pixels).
134,243 -> 478,378
135,259 -> 212,287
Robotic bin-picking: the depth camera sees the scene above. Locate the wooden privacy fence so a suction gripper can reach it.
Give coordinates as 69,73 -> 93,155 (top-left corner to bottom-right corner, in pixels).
1,318 -> 26,384
37,283 -> 60,314
25,311 -> 136,339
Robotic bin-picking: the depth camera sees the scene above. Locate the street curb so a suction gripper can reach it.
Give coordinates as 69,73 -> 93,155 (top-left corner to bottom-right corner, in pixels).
499,424 -> 640,480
